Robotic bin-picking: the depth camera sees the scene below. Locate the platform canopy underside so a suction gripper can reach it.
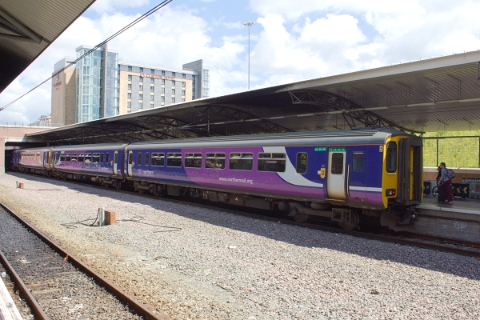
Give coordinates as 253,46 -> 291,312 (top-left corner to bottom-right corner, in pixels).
0,0 -> 95,94
25,51 -> 480,145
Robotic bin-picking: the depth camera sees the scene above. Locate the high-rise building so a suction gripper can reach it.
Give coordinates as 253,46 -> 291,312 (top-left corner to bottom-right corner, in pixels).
51,45 -> 209,125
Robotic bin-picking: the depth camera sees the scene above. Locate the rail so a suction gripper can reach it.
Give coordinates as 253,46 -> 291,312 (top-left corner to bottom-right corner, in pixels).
0,202 -> 171,320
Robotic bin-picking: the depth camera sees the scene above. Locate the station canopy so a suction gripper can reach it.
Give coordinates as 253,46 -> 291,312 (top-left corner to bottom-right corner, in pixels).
0,0 -> 95,93
29,51 -> 480,145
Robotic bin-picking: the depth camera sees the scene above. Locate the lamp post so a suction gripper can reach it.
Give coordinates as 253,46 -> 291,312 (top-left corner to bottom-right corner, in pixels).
243,21 -> 255,90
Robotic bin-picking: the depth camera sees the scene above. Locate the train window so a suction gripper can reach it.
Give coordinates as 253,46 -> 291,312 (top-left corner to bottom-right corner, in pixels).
352,152 -> 364,171
167,153 -> 182,167
106,153 -> 110,164
145,153 -> 150,166
185,153 -> 202,168
66,154 -> 71,162
77,154 -> 84,162
60,154 -> 66,161
331,153 -> 343,174
100,153 -> 104,163
296,153 -> 307,174
258,153 -> 286,172
151,153 -> 165,166
93,153 -> 100,163
206,153 -> 225,169
85,154 -> 92,163
137,153 -> 143,166
229,153 -> 253,170
386,142 -> 397,173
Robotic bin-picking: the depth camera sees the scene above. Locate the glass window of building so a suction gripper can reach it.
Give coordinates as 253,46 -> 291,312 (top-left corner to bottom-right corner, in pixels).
182,97 -> 185,102
161,96 -> 165,102
150,86 -> 154,92
161,70 -> 165,75
172,89 -> 175,94
139,94 -> 143,100
128,66 -> 132,71
150,95 -> 154,101
182,73 -> 186,78
139,76 -> 143,82
139,84 -> 143,91
151,69 -> 154,74
172,80 -> 175,85
140,67 -> 143,72
128,75 -> 132,81
172,97 -> 175,103
172,72 -> 176,77
139,103 -> 143,109
150,78 -> 154,84
182,89 -> 185,95
182,82 -> 186,87
128,93 -> 131,99
128,84 -> 131,90
127,102 -> 131,108
150,102 -> 154,108
161,79 -> 165,84
161,88 -> 165,93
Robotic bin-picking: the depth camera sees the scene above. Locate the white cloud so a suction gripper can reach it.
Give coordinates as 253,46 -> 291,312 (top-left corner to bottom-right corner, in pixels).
89,0 -> 150,14
2,0 -> 480,125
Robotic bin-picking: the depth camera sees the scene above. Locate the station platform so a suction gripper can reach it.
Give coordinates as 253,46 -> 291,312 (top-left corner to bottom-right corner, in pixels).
0,275 -> 23,320
383,195 -> 480,243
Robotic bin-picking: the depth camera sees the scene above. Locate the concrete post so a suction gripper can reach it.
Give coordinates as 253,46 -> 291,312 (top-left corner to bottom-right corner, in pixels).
0,137 -> 5,174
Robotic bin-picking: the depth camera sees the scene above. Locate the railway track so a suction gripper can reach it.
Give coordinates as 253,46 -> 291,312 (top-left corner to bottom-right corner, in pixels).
0,202 -> 171,320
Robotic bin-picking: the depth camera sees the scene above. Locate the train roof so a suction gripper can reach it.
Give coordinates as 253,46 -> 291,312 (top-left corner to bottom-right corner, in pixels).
128,128 -> 414,149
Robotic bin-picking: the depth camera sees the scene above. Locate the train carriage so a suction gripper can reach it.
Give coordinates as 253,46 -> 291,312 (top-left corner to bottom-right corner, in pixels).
12,147 -> 52,175
124,128 -> 422,229
49,143 -> 126,189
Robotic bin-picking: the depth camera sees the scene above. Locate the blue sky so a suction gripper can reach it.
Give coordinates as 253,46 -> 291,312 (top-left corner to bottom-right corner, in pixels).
2,0 -> 480,125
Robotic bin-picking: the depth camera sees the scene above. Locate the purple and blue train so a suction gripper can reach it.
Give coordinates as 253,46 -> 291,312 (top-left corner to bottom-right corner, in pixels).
11,128 -> 423,229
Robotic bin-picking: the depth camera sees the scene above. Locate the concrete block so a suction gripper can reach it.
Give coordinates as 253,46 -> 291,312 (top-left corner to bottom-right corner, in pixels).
105,210 -> 116,225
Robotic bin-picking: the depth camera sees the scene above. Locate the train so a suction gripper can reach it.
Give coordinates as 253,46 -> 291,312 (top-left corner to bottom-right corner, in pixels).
10,128 -> 423,230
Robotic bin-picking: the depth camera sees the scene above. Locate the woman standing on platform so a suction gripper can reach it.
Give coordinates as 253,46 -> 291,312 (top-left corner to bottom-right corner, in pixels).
439,162 -> 453,204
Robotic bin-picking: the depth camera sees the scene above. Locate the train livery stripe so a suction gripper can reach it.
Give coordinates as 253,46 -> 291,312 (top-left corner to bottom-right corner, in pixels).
262,146 -> 324,188
349,186 -> 382,192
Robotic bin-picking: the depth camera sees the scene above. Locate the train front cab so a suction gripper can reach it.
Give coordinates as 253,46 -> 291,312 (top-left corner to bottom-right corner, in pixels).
383,135 -> 423,223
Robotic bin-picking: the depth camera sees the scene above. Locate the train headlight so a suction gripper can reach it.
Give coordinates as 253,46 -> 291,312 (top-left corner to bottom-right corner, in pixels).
386,189 -> 396,196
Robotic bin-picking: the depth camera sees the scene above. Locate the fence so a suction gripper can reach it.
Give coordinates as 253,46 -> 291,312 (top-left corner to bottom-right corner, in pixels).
423,136 -> 480,168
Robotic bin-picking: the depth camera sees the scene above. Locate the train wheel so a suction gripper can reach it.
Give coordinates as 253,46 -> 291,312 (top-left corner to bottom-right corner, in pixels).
290,206 -> 308,223
152,186 -> 161,198
337,210 -> 360,231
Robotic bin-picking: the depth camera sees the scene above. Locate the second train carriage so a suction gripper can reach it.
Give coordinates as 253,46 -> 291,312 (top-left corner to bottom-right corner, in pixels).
11,128 -> 423,229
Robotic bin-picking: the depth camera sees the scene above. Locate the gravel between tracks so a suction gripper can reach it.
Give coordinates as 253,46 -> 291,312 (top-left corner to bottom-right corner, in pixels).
1,172 -> 479,320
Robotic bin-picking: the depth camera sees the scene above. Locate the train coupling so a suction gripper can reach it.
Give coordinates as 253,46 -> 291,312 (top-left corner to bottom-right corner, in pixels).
397,209 -> 417,226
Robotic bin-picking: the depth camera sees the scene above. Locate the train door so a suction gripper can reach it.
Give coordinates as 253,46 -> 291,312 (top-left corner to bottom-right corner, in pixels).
327,148 -> 347,200
53,152 -> 60,168
113,151 -> 118,175
397,137 -> 423,204
127,151 -> 133,177
42,151 -> 49,168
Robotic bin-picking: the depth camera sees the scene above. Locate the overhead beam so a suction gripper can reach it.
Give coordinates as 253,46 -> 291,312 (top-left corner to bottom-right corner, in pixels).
0,8 -> 47,44
289,90 -> 422,134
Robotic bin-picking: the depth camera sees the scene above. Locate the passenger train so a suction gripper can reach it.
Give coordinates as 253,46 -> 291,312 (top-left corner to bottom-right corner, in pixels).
11,128 -> 423,230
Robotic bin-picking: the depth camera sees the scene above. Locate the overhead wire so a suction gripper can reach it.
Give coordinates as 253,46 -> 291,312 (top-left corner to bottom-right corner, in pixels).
0,0 -> 173,112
